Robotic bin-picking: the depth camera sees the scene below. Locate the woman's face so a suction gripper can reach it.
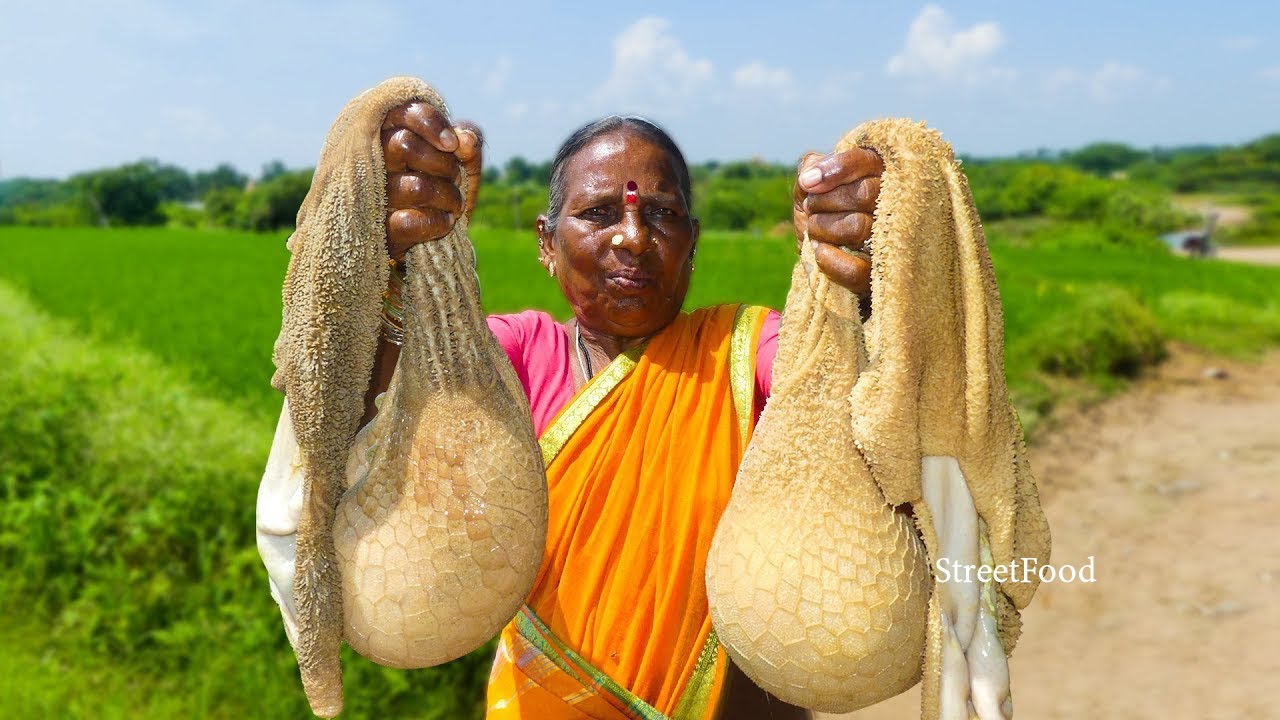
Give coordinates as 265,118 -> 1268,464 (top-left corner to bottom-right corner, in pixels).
538,129 -> 698,340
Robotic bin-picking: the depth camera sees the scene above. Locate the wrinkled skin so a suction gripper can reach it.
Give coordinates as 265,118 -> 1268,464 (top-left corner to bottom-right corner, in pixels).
793,149 -> 883,299
535,129 -> 699,354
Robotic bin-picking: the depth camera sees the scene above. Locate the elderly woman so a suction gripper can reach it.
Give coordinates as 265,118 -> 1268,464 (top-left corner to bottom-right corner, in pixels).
261,102 -> 882,720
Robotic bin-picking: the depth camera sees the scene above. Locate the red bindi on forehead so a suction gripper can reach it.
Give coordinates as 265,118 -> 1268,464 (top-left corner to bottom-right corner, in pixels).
625,180 -> 638,204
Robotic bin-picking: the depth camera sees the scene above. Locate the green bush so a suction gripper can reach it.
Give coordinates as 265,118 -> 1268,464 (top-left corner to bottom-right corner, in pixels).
1023,285 -> 1166,377
693,171 -> 791,232
998,164 -> 1063,217
0,281 -> 491,718
471,181 -> 547,231
5,200 -> 98,227
0,279 -> 274,656
1219,193 -> 1280,246
1155,291 -> 1280,354
202,186 -> 244,228
992,219 -> 1169,253
699,184 -> 757,230
237,169 -> 313,231
1044,173 -> 1111,221
1103,184 -> 1193,234
161,201 -> 205,229
71,162 -> 167,226
1062,142 -> 1148,176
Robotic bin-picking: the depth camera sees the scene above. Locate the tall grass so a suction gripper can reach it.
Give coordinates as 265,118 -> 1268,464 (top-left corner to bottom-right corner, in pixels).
0,281 -> 492,719
0,226 -> 290,422
0,226 -> 794,424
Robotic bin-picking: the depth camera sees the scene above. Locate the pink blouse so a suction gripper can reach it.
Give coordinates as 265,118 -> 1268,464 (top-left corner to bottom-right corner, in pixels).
487,309 -> 781,437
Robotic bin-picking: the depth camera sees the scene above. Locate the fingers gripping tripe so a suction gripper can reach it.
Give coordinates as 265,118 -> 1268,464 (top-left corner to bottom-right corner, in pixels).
706,119 -> 1050,718
270,77 -> 547,717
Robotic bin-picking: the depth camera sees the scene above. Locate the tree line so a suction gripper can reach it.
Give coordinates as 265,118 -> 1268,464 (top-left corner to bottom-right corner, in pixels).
0,159 -> 312,231
2,134 -> 1277,236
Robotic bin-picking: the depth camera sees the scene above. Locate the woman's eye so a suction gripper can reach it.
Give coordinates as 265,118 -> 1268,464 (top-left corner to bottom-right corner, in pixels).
581,207 -> 616,223
646,206 -> 676,218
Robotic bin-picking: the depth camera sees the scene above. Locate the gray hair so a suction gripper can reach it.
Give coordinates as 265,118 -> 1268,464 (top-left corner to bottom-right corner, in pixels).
543,115 -> 693,234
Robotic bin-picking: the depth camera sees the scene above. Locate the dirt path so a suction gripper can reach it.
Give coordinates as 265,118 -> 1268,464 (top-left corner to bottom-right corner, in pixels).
1218,245 -> 1280,266
818,346 -> 1280,719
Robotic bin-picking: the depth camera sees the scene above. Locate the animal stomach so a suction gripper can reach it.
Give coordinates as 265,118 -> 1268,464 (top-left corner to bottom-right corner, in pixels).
334,390 -> 547,669
707,263 -> 932,713
709,409 -> 931,712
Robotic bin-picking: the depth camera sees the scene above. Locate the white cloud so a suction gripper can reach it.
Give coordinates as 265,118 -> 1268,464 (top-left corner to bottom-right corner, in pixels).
593,17 -> 714,111
162,106 -> 224,142
732,61 -> 793,90
1089,62 -> 1149,101
1041,62 -> 1167,102
730,61 -> 796,103
886,4 -> 1013,85
1261,66 -> 1280,81
1042,67 -> 1083,94
1222,35 -> 1259,51
485,56 -> 512,94
505,101 -> 528,120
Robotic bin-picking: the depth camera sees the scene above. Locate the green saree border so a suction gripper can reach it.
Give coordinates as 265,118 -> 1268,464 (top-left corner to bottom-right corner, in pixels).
538,343 -> 646,467
728,304 -> 767,444
670,630 -> 721,720
516,605 -> 668,720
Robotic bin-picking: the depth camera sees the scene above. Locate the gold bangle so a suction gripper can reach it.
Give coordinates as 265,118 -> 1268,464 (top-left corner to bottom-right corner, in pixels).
381,257 -> 408,345
381,301 -> 405,344
381,323 -> 405,346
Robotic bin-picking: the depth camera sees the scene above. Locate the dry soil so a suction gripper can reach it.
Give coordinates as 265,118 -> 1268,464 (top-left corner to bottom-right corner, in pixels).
817,345 -> 1280,720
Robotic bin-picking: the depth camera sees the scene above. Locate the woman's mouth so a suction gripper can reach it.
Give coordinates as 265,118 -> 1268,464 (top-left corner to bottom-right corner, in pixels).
605,268 -> 655,293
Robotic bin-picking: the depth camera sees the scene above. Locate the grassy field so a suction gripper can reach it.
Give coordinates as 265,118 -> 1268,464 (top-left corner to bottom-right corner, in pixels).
0,226 -> 797,423
1,223 -> 1279,718
2,223 -> 1277,425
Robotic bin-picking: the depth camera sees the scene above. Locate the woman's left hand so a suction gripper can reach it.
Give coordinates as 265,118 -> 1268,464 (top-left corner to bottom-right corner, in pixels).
792,148 -> 884,297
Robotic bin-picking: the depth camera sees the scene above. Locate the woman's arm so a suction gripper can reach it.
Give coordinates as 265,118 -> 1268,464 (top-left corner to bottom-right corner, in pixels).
359,337 -> 401,427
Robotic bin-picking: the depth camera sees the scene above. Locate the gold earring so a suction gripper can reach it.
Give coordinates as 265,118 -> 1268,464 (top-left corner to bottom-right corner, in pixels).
548,261 -> 556,278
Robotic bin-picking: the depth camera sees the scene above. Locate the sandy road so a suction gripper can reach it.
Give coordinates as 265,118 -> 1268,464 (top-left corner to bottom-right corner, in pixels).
1217,245 -> 1280,266
816,346 -> 1280,719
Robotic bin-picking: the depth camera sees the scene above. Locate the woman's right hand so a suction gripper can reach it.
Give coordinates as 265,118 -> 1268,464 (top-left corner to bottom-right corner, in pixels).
381,103 -> 483,260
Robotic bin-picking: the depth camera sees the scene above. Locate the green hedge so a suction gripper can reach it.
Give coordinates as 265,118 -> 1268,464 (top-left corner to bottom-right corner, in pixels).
1022,285 -> 1167,377
0,281 -> 490,718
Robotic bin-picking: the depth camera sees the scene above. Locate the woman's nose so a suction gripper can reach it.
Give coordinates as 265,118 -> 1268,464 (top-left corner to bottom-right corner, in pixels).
612,210 -> 650,252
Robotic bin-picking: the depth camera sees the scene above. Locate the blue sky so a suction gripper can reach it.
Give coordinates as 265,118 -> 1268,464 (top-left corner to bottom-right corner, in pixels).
2,1 -> 1277,179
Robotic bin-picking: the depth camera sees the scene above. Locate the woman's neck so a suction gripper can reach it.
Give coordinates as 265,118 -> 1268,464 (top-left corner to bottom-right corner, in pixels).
577,323 -> 649,360
568,321 -> 651,389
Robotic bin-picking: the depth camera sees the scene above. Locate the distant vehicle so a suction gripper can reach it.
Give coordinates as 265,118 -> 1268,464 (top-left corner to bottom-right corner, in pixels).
1162,212 -> 1217,257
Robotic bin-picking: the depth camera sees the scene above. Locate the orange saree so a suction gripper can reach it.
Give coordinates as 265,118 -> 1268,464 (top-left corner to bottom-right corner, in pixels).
486,304 -> 771,720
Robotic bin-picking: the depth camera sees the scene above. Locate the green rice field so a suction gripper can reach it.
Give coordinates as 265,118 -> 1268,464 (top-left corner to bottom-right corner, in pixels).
2,224 -> 1277,425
